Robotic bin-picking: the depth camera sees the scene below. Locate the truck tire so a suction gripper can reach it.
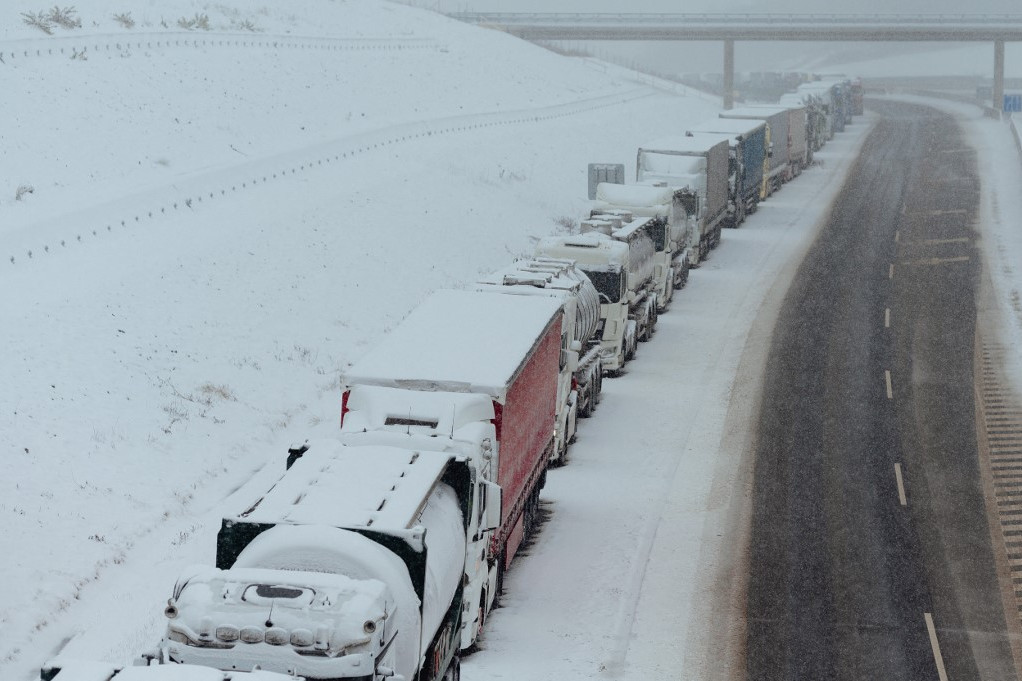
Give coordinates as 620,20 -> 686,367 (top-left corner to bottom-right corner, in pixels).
553,436 -> 568,467
443,654 -> 461,681
675,261 -> 689,289
579,384 -> 593,418
493,553 -> 506,608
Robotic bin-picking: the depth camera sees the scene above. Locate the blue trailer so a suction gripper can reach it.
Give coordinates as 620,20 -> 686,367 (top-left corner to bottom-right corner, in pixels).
687,118 -> 768,224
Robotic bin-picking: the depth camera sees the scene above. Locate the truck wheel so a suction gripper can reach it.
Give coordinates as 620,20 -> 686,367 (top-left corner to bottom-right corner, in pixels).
493,554 -> 505,608
677,264 -> 689,289
443,654 -> 461,681
579,386 -> 593,418
553,436 -> 568,467
475,593 -> 487,642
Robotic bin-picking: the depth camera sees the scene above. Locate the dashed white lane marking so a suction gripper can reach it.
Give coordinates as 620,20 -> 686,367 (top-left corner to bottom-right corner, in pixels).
890,263 -> 895,280
919,237 -> 970,246
885,370 -> 893,400
924,613 -> 949,681
896,230 -> 901,243
885,308 -> 891,329
895,463 -> 907,506
902,256 -> 971,267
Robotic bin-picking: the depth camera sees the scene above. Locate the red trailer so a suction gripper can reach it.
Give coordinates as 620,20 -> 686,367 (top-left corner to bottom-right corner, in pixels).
340,289 -> 562,575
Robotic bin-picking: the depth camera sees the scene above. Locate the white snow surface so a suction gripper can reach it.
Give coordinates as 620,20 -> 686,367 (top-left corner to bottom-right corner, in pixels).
238,442 -> 447,530
4,1 -> 1022,680
594,183 -> 674,210
341,289 -> 562,400
688,117 -> 767,138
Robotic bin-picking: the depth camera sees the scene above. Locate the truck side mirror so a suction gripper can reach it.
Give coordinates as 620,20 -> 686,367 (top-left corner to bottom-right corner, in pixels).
483,481 -> 502,532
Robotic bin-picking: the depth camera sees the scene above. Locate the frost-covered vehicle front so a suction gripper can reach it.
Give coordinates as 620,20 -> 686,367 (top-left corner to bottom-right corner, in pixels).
164,560 -> 396,680
161,443 -> 472,681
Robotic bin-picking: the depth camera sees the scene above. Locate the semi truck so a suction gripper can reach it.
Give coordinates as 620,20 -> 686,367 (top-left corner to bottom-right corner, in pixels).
767,104 -> 810,177
591,184 -> 690,304
162,442 -> 491,681
339,289 -> 561,617
535,219 -> 656,373
720,106 -> 795,192
633,134 -> 730,250
686,118 -> 768,222
476,257 -> 603,462
780,91 -> 825,155
797,81 -> 841,139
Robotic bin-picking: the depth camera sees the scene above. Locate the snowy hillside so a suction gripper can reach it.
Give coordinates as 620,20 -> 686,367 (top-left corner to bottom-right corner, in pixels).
1,1 -> 720,677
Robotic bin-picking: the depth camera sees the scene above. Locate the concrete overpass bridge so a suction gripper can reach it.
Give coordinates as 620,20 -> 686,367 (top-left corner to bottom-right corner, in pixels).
448,13 -> 1022,109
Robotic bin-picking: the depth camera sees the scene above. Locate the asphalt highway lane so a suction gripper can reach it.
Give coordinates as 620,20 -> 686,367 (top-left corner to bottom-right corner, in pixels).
746,100 -> 1016,680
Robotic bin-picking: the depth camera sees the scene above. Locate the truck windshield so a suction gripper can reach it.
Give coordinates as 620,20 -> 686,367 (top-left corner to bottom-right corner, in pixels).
584,270 -> 624,304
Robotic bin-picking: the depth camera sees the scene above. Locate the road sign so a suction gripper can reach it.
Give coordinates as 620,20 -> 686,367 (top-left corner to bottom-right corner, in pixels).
1005,93 -> 1022,113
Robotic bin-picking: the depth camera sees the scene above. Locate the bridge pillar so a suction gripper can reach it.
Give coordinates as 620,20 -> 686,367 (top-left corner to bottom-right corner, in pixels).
723,39 -> 735,110
994,39 -> 1005,117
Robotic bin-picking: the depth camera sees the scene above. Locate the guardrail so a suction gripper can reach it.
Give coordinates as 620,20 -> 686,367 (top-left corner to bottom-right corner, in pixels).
4,89 -> 653,269
0,32 -> 439,63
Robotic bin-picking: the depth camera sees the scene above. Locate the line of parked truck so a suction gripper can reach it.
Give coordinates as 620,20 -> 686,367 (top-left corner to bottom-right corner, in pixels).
44,75 -> 861,681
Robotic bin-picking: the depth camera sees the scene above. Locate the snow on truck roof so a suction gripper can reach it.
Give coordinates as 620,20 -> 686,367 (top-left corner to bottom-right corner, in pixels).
235,442 -> 454,531
688,117 -> 766,137
343,289 -> 561,400
595,182 -> 674,209
535,232 -> 630,272
613,217 -> 653,242
638,135 -> 728,155
720,105 -> 789,119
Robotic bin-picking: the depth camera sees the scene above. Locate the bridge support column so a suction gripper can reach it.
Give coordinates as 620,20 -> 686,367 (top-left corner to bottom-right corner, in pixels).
994,39 -> 1005,117
723,39 -> 734,110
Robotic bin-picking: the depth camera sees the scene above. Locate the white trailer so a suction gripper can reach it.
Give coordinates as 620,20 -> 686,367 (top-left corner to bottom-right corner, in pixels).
476,257 -> 603,463
536,224 -> 656,373
635,134 -> 730,247
781,91 -> 825,156
162,443 -> 491,681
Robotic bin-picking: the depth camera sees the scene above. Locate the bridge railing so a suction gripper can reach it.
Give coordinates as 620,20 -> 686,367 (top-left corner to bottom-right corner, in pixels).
448,12 -> 1022,26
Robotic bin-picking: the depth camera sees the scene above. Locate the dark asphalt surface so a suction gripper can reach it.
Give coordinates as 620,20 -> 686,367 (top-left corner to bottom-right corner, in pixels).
745,100 -> 1016,680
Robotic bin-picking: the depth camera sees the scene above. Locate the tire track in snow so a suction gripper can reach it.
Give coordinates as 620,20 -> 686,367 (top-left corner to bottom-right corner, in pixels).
3,88 -> 656,271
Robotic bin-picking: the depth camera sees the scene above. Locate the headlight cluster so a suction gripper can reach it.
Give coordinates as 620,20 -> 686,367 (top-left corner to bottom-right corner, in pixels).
216,625 -> 316,647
